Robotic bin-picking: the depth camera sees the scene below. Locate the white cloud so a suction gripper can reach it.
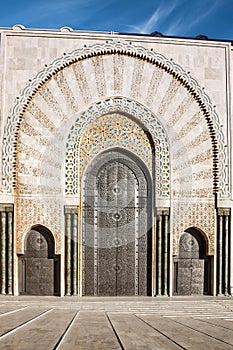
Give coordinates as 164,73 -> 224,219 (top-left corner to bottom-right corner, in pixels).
165,0 -> 220,36
127,0 -> 220,37
139,8 -> 161,33
127,1 -> 179,34
187,0 -> 219,29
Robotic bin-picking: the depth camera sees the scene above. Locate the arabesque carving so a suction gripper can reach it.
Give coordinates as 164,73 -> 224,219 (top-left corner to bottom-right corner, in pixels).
2,41 -> 226,196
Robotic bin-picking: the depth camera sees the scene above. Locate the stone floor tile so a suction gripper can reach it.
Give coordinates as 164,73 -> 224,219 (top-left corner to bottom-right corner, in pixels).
138,315 -> 233,350
177,317 -> 233,346
108,313 -> 181,350
0,305 -> 27,315
0,307 -> 50,336
0,309 -> 76,350
58,311 -> 121,350
197,317 -> 233,330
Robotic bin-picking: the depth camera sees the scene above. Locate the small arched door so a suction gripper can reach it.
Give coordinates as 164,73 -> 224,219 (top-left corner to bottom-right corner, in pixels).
83,150 -> 152,296
174,228 -> 211,295
19,226 -> 60,295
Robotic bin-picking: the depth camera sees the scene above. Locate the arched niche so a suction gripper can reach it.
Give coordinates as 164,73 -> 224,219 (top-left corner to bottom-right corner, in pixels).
18,225 -> 60,296
174,227 -> 211,295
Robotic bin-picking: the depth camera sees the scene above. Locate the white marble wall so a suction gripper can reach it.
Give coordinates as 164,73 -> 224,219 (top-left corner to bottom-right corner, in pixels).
0,26 -> 232,295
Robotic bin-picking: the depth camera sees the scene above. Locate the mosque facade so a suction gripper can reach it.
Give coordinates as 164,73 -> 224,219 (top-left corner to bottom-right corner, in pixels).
0,25 -> 232,296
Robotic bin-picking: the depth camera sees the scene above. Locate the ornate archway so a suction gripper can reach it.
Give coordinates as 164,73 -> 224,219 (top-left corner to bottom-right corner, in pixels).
2,42 -> 222,261
2,42 -> 225,196
1,40 -> 225,296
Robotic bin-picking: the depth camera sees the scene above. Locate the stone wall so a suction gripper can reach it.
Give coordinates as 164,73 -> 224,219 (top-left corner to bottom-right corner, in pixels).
0,26 -> 232,295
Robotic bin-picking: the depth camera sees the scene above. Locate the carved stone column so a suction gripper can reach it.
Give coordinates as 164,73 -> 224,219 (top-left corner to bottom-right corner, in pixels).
163,211 -> 169,296
0,211 -> 6,294
72,210 -> 78,295
7,210 -> 13,295
224,213 -> 229,295
156,212 -> 162,296
65,210 -> 72,295
0,204 -> 14,295
156,208 -> 170,296
65,206 -> 78,296
217,213 -> 223,295
217,208 -> 230,295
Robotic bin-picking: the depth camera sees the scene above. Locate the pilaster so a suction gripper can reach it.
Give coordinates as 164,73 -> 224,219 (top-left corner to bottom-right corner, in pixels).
64,206 -> 79,296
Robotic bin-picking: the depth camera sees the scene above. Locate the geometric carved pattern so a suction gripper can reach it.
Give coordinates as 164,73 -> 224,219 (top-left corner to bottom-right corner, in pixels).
15,197 -> 62,254
66,104 -> 170,198
2,41 -> 226,196
78,113 -> 153,184
173,201 -> 215,256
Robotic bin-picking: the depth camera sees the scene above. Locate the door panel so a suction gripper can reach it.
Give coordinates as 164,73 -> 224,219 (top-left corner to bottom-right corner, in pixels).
177,258 -> 204,295
176,229 -> 210,295
25,258 -> 54,295
98,210 -> 117,296
97,162 -> 137,296
83,151 -> 151,296
20,228 -> 56,296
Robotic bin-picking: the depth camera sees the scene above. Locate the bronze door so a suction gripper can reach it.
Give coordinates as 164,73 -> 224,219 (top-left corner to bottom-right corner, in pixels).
175,229 -> 210,295
83,151 -> 151,296
19,226 -> 59,296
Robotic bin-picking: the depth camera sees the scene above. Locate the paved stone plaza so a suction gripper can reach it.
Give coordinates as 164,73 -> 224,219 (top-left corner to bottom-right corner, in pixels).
0,296 -> 233,349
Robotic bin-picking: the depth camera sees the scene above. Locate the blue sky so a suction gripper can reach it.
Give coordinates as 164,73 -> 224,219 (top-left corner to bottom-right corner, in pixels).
1,0 -> 232,40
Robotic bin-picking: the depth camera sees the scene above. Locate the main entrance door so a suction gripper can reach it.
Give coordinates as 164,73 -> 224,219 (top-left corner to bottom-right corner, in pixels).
83,150 -> 152,296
